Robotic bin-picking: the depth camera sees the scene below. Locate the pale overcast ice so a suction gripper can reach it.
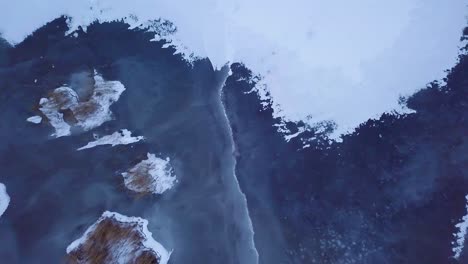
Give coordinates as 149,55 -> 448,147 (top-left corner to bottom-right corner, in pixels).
1,0 -> 466,138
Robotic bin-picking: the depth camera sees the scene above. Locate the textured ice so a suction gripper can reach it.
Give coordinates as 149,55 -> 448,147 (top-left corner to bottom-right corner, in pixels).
453,195 -> 468,259
34,71 -> 125,137
121,153 -> 176,195
0,183 -> 10,218
77,129 -> 144,151
66,211 -> 171,264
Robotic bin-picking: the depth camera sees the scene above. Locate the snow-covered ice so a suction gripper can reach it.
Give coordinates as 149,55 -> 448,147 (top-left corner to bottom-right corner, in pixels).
121,153 -> 176,195
77,129 -> 144,151
26,115 -> 42,124
3,0 -> 467,140
453,194 -> 468,259
0,183 -> 10,218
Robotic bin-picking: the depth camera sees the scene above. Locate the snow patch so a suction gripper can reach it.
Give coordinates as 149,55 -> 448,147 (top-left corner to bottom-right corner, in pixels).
453,194 -> 468,259
122,153 -> 176,195
0,183 -> 10,218
38,87 -> 77,137
284,126 -> 307,142
66,211 -> 171,264
71,72 -> 126,131
26,115 -> 42,124
33,71 -> 125,137
77,129 -> 144,151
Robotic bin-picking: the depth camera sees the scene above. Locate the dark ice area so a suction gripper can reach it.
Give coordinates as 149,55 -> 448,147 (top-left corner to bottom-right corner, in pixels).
222,29 -> 468,263
0,18 -> 256,264
1,16 -> 468,264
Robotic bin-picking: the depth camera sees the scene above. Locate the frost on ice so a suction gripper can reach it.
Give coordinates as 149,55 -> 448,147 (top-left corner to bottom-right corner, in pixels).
31,71 -> 125,137
453,194 -> 468,259
122,153 -> 176,195
0,183 -> 10,218
77,129 -> 144,151
66,211 -> 171,264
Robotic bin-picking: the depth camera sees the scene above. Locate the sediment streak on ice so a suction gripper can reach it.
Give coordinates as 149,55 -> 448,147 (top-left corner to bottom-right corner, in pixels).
77,129 -> 144,151
219,70 -> 259,263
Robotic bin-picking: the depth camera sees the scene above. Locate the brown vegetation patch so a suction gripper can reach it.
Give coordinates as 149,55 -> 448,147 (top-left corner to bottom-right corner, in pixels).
66,218 -> 160,264
47,89 -> 77,110
125,163 -> 153,195
61,108 -> 78,125
72,101 -> 100,121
